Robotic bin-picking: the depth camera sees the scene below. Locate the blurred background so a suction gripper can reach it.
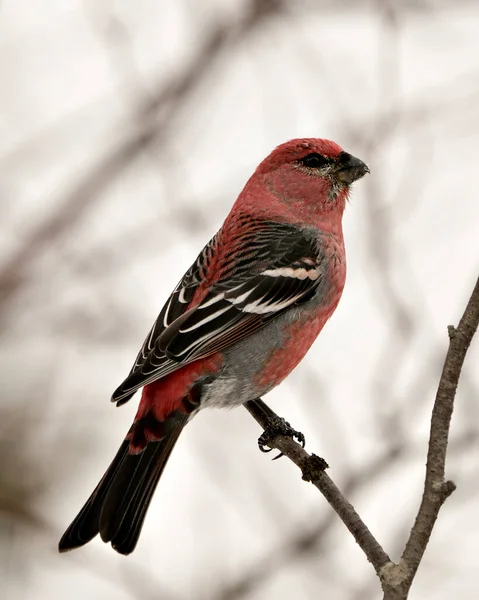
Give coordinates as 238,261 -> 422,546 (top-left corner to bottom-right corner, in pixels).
1,1 -> 478,599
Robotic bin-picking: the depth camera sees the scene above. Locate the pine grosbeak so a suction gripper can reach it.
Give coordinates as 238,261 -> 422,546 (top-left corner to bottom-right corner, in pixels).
59,138 -> 369,554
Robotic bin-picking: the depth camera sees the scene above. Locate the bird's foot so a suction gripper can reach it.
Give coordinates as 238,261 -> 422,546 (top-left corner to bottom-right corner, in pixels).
258,416 -> 306,460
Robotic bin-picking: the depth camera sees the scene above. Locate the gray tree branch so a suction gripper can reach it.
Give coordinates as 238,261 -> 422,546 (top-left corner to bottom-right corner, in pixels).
382,275 -> 479,599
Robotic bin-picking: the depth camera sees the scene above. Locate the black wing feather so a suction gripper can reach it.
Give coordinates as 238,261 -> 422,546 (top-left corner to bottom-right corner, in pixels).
112,221 -> 326,405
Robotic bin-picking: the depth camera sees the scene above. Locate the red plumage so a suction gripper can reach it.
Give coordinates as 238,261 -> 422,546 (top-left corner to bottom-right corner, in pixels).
59,139 -> 368,554
129,354 -> 223,452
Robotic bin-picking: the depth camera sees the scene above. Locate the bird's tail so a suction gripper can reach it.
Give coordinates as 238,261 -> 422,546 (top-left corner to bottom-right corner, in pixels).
58,411 -> 188,555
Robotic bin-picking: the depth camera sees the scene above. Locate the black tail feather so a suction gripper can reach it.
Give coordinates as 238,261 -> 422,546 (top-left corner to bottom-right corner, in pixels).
58,413 -> 188,555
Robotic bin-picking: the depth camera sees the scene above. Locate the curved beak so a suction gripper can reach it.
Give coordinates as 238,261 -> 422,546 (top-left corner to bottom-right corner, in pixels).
335,152 -> 370,184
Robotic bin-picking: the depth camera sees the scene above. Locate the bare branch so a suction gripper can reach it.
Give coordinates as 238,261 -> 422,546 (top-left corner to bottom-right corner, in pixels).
382,276 -> 479,597
244,275 -> 479,599
244,399 -> 392,576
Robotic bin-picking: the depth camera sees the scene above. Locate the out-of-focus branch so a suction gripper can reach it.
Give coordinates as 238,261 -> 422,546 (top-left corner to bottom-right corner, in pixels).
380,275 -> 479,599
244,275 -> 478,600
0,0 -> 286,313
244,399 -> 393,576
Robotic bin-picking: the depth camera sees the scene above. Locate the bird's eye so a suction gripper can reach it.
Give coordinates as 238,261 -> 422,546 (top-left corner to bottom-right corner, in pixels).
299,153 -> 329,169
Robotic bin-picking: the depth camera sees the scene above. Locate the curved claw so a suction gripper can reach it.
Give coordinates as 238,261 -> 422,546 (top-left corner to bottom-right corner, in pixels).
257,416 -> 306,460
296,431 -> 306,449
258,443 -> 273,454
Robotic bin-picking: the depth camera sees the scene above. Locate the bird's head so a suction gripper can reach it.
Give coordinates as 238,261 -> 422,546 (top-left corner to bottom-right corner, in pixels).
246,138 -> 369,228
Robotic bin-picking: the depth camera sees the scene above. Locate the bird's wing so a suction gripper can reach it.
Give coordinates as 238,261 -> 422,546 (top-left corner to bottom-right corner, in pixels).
112,231 -> 219,405
112,220 -> 326,405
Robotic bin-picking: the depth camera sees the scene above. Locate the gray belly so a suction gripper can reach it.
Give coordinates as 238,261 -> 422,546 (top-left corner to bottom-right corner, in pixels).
200,262 -> 337,408
198,302 -> 312,410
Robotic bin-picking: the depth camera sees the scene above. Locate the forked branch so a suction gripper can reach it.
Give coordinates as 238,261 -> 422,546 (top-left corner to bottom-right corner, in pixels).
245,275 -> 479,599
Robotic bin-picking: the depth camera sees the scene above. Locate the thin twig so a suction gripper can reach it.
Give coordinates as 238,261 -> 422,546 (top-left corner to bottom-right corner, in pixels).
381,276 -> 479,598
244,275 -> 479,599
214,428 -> 477,600
244,399 -> 392,575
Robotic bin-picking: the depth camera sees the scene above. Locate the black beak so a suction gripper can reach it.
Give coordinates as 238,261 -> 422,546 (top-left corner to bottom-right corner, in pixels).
336,152 -> 370,184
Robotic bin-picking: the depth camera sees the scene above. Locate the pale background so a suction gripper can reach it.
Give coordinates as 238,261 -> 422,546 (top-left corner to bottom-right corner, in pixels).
1,1 -> 478,599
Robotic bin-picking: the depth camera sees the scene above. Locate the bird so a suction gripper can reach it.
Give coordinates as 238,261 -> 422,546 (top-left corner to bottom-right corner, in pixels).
58,138 -> 369,555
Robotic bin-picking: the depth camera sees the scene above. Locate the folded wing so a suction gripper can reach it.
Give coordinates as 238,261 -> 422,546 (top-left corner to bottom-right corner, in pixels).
112,220 -> 325,405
